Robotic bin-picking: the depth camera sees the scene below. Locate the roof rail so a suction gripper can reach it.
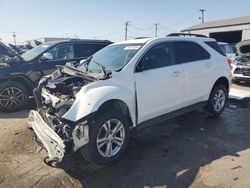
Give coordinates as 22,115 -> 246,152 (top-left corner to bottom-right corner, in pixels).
167,33 -> 207,38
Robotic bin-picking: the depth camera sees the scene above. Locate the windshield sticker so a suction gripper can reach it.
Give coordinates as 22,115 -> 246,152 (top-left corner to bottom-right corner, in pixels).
124,46 -> 141,50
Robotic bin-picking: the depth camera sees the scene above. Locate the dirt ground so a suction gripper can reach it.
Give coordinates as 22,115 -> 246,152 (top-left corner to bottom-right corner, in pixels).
0,84 -> 250,188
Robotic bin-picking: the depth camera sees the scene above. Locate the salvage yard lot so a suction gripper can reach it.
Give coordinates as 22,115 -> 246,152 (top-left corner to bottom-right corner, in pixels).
0,84 -> 250,188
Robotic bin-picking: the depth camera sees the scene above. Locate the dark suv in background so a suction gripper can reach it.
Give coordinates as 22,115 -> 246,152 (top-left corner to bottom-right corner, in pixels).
0,39 -> 112,112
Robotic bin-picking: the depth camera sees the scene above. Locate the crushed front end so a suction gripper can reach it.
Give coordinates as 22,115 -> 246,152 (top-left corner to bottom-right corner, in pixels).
29,65 -> 102,162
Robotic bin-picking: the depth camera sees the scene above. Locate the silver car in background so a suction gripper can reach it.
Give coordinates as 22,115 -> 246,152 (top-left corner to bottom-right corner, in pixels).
232,40 -> 250,83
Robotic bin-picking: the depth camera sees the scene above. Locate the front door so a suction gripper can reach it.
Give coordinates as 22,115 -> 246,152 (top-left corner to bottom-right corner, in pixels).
135,42 -> 184,124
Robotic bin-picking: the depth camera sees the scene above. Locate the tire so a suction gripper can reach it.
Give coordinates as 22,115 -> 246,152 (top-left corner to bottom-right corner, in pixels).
80,110 -> 130,165
207,84 -> 228,117
0,81 -> 29,112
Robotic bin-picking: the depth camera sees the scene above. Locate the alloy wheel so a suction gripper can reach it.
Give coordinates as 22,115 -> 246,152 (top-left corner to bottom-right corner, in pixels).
0,87 -> 24,108
96,119 -> 125,158
213,89 -> 226,112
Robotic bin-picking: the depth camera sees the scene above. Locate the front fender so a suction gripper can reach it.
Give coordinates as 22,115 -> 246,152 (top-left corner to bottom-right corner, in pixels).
62,84 -> 135,126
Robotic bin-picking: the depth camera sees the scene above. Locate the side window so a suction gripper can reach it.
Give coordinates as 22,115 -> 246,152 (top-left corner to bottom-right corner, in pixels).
75,44 -> 107,58
47,44 -> 74,60
174,41 -> 210,64
138,43 -> 175,71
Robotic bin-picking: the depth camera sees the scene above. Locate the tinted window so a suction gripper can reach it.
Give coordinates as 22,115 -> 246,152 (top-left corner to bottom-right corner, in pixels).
75,43 -> 108,58
175,41 -> 210,64
205,41 -> 226,56
138,43 -> 175,71
48,44 -> 74,60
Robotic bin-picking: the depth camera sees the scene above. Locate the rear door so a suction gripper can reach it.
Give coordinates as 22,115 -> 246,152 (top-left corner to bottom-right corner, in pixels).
135,42 -> 184,123
174,41 -> 212,107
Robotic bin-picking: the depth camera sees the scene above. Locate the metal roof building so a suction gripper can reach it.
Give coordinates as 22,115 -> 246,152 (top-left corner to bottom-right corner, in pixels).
182,16 -> 250,44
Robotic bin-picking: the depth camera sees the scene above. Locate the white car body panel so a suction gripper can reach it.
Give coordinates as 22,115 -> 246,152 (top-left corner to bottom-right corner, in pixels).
135,64 -> 184,123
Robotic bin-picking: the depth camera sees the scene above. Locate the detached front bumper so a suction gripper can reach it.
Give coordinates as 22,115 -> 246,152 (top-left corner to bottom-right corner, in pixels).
28,110 -> 65,162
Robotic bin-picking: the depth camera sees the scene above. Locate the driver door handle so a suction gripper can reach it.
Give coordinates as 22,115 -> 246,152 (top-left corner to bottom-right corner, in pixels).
172,71 -> 182,77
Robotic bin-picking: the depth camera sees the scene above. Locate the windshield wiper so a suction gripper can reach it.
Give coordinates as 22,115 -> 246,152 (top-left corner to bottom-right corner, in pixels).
85,58 -> 107,77
78,56 -> 108,78
93,60 -> 106,75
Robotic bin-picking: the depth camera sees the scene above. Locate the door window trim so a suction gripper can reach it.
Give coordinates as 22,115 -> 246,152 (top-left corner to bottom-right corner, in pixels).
135,41 -> 177,73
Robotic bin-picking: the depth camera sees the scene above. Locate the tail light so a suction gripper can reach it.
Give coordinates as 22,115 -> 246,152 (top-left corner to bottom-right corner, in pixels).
227,59 -> 233,69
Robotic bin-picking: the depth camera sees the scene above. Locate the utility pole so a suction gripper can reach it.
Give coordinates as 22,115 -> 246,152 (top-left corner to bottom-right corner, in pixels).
154,23 -> 158,37
12,32 -> 16,46
124,21 -> 129,40
199,9 -> 205,23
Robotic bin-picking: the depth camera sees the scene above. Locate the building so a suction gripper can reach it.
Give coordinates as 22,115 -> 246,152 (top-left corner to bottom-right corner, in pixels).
182,16 -> 250,44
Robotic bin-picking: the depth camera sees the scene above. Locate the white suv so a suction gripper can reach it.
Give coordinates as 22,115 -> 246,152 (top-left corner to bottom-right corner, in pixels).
29,35 -> 231,165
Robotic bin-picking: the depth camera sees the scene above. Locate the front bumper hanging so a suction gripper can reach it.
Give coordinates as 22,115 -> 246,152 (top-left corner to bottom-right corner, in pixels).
28,110 -> 65,162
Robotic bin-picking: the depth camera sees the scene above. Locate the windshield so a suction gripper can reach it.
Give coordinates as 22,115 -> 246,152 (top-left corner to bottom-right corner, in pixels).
77,43 -> 143,72
219,44 -> 234,54
21,44 -> 52,61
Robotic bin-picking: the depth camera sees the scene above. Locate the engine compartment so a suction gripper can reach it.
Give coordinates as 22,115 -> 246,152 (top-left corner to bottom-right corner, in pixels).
236,56 -> 250,66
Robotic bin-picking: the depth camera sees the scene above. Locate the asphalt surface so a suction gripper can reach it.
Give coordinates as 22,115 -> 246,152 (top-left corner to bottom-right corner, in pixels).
0,83 -> 250,188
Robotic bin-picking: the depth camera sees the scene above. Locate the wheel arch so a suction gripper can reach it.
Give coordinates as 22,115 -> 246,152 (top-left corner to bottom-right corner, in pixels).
0,75 -> 34,95
96,99 -> 134,128
212,77 -> 230,94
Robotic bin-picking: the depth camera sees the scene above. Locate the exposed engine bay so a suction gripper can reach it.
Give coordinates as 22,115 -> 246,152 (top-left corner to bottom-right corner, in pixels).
235,56 -> 250,66
33,64 -> 107,147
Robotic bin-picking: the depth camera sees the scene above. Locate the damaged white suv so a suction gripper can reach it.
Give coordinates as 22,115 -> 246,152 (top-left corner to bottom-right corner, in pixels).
29,34 -> 231,165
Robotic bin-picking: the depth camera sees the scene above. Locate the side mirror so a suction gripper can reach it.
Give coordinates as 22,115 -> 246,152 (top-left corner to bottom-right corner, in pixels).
40,53 -> 53,61
136,63 -> 144,72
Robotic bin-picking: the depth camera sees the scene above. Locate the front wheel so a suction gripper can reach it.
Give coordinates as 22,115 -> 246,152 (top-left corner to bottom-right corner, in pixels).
207,84 -> 228,117
80,110 -> 130,165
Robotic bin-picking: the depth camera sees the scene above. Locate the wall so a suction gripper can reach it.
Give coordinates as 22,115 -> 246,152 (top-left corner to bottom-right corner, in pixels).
185,24 -> 250,41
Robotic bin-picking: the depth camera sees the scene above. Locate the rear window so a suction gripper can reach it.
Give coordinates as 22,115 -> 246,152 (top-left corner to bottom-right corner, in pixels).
205,41 -> 226,56
174,41 -> 210,64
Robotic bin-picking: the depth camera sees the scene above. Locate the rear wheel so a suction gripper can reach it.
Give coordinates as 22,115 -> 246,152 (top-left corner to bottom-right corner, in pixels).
0,81 -> 29,112
207,84 -> 227,117
80,110 -> 130,165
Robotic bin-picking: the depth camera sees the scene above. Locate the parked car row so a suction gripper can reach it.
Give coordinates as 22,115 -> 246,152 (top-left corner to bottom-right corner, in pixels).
28,34 -> 231,165
0,39 -> 112,112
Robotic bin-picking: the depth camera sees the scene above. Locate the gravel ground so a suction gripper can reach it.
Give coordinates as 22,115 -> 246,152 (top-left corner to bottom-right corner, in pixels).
0,84 -> 250,188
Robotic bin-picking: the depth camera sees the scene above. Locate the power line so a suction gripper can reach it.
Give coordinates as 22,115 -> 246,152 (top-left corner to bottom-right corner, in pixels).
129,22 -> 154,31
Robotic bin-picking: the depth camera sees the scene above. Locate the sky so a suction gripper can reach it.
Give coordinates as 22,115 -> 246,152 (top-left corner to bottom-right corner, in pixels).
0,0 -> 250,44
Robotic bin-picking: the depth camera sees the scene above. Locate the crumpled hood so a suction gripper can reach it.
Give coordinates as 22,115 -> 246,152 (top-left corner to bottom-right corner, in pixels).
236,40 -> 250,57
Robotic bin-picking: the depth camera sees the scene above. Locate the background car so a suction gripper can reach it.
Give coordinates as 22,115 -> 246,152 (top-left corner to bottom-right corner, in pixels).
232,40 -> 250,84
0,39 -> 112,112
218,42 -> 237,61
0,41 -> 18,60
